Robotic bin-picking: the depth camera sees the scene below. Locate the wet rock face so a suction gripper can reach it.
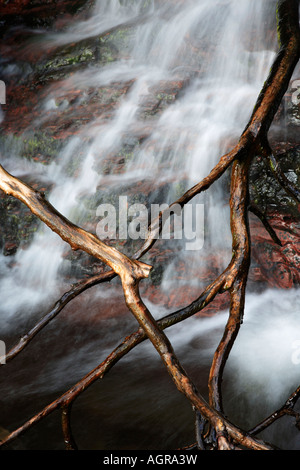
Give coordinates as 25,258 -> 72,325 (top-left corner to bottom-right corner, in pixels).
247,145 -> 300,290
249,212 -> 300,289
249,146 -> 300,218
0,1 -> 299,298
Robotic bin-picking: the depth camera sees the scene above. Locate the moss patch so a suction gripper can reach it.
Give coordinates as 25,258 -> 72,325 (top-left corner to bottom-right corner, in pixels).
249,146 -> 300,217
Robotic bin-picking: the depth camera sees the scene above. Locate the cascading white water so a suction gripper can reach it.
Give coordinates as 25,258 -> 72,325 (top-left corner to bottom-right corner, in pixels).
0,0 -> 299,449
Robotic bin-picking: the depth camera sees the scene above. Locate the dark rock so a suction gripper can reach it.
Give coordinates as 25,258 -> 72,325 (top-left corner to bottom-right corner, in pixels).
3,241 -> 18,256
0,0 -> 94,31
249,145 -> 300,217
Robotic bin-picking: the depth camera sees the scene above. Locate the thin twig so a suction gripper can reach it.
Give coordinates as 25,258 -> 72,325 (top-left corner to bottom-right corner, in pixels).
61,404 -> 77,450
248,202 -> 282,246
249,385 -> 300,436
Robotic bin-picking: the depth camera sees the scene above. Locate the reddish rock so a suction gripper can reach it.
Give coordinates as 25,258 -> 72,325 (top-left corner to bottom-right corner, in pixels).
249,211 -> 300,288
142,283 -> 231,317
3,241 -> 18,256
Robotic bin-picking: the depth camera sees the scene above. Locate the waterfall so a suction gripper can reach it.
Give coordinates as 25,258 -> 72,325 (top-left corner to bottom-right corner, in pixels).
0,0 -> 299,450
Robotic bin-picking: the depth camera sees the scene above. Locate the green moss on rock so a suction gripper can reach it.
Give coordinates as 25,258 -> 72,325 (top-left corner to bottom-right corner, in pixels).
249,146 -> 300,217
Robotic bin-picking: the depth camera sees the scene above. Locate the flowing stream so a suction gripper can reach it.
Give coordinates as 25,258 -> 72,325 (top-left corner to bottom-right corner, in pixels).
0,0 -> 300,450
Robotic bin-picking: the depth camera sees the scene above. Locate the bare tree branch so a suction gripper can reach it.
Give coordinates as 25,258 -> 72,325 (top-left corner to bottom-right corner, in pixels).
0,165 -> 152,284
